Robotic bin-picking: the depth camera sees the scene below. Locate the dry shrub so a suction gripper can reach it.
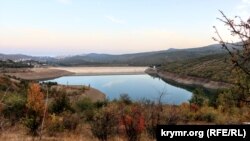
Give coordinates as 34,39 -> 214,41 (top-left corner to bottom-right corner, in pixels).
47,114 -> 64,136
164,105 -> 181,125
23,83 -> 45,136
120,104 -> 145,141
62,113 -> 79,131
178,103 -> 196,122
194,106 -> 218,123
90,103 -> 118,141
26,83 -> 45,115
46,112 -> 79,136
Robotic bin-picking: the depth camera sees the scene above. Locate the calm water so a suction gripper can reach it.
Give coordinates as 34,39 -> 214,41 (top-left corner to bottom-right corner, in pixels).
46,74 -> 192,104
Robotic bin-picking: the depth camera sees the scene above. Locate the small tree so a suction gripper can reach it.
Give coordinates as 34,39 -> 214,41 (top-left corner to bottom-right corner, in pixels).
213,11 -> 250,105
24,83 -> 45,136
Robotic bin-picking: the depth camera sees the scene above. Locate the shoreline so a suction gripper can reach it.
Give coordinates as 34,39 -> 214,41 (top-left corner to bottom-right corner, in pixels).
5,66 -> 231,90
5,66 -> 147,80
145,68 -> 232,90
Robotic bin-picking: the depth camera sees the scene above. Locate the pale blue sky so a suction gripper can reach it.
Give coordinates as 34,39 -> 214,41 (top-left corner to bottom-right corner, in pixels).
0,0 -> 249,56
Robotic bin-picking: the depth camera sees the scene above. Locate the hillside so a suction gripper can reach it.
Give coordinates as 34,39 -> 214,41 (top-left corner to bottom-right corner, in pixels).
55,44 -> 227,66
160,53 -> 236,83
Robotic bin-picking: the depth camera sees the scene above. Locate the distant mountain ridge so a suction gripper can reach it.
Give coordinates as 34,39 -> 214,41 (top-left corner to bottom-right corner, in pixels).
55,44 -> 227,66
0,43 -> 229,66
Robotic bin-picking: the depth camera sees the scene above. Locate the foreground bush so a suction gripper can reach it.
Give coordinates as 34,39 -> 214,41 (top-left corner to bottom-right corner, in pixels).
120,105 -> 145,141
2,94 -> 26,124
47,114 -> 64,136
90,104 -> 118,141
24,83 -> 45,136
47,113 -> 79,136
74,98 -> 95,121
49,92 -> 72,114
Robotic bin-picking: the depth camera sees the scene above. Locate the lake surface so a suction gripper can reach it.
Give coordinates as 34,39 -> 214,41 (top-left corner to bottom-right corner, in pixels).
46,74 -> 192,104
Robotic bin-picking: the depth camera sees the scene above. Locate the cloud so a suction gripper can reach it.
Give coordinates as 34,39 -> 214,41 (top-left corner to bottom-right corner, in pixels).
56,0 -> 72,5
105,15 -> 126,24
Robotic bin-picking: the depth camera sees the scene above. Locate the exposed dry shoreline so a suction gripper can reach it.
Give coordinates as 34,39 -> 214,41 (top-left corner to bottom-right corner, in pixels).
6,68 -> 74,80
5,66 -> 231,90
51,66 -> 147,76
6,67 -> 147,80
145,68 -> 232,90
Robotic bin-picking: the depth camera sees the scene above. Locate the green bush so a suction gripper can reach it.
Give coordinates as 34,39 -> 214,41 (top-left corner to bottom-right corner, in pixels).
2,94 -> 26,124
75,98 -> 95,121
49,93 -> 72,114
23,114 -> 42,136
75,98 -> 94,112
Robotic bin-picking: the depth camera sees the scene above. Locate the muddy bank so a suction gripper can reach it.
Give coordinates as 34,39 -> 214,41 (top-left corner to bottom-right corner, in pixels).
145,68 -> 232,90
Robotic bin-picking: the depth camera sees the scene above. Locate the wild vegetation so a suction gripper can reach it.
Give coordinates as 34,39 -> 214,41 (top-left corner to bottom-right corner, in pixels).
0,12 -> 250,141
160,53 -> 234,83
0,74 -> 250,140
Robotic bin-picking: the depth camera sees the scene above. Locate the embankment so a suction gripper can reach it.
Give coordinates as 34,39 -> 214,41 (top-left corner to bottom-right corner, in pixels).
145,68 -> 232,90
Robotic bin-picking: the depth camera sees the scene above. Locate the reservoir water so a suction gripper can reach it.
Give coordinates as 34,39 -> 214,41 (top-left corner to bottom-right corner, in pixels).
46,74 -> 192,104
